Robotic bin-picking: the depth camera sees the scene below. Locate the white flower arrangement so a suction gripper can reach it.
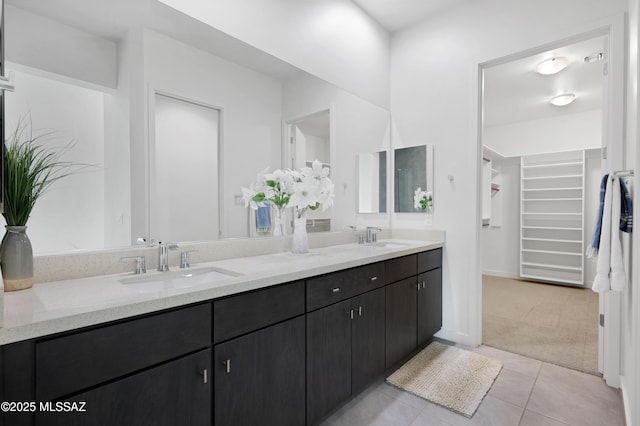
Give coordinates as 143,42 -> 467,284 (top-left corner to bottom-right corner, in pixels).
242,160 -> 334,217
414,187 -> 433,211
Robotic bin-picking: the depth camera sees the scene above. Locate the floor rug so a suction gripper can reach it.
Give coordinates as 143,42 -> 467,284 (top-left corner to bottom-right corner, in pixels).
386,342 -> 502,418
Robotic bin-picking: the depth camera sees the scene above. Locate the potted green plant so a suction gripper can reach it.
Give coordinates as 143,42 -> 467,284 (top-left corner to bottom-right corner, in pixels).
1,120 -> 76,291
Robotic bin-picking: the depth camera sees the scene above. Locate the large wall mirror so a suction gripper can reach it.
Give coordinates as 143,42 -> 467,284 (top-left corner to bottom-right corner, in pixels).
3,0 -> 391,254
394,144 -> 434,213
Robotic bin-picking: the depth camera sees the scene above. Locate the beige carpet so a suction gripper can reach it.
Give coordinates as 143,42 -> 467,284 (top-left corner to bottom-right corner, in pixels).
386,342 -> 502,418
482,275 -> 599,375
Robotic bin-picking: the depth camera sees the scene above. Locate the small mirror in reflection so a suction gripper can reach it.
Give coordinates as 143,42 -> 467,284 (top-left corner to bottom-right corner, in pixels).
357,151 -> 387,213
394,145 -> 433,213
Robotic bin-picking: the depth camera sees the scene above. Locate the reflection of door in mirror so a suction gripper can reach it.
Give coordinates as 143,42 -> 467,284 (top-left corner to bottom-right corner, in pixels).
394,145 -> 427,212
357,151 -> 387,213
152,93 -> 219,242
287,110 -> 331,232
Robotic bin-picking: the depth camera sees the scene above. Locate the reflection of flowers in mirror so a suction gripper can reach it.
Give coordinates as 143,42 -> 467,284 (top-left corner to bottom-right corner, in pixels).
414,187 -> 433,211
242,160 -> 334,217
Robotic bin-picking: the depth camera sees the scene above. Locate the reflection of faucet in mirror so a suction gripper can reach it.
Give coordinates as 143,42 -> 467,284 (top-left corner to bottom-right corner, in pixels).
157,243 -> 179,272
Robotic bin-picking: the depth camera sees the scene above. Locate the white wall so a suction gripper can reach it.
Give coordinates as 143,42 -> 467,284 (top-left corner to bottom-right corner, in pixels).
157,0 -> 390,109
5,5 -> 117,89
282,72 -> 391,232
484,109 -> 602,157
390,0 -> 628,346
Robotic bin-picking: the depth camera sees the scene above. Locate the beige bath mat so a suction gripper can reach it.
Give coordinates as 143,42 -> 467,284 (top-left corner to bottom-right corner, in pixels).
386,342 -> 502,417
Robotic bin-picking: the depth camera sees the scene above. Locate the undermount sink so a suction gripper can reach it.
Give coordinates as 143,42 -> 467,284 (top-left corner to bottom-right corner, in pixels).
119,266 -> 242,292
365,241 -> 408,249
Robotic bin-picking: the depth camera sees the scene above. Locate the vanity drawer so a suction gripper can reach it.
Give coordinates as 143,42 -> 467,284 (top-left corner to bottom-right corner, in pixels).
306,262 -> 385,311
35,303 -> 211,400
418,248 -> 442,273
386,254 -> 417,283
213,280 -> 305,344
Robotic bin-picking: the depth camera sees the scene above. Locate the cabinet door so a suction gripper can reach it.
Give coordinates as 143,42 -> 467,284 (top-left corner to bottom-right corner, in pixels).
214,316 -> 305,426
418,268 -> 443,346
385,277 -> 418,369
36,349 -> 211,426
351,287 -> 386,393
307,299 -> 352,425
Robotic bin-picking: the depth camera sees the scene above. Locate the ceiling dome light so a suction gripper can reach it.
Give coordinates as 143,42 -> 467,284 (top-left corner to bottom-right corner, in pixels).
535,57 -> 570,75
550,93 -> 576,106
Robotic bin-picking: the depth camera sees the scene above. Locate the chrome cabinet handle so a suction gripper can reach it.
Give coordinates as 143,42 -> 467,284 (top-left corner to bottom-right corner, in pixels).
332,287 -> 340,293
417,282 -> 421,291
370,276 -> 378,282
223,359 -> 231,374
358,306 -> 362,316
422,281 -> 426,289
350,309 -> 354,320
200,368 -> 208,384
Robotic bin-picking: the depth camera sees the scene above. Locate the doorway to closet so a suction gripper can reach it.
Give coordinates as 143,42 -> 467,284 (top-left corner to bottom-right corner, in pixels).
479,34 -> 606,375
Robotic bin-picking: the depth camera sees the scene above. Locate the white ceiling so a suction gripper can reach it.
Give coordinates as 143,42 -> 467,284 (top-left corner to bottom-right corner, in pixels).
351,0 -> 470,33
483,36 -> 605,127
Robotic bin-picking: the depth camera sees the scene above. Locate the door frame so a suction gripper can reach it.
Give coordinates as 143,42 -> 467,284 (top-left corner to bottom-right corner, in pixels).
475,15 -> 625,387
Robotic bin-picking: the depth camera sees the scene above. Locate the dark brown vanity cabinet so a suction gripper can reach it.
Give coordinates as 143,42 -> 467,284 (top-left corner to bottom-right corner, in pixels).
417,248 -> 443,346
418,267 -> 443,346
1,247 -> 442,426
37,349 -> 212,426
385,276 -> 418,368
306,264 -> 386,426
28,303 -> 212,426
213,281 -> 306,426
385,249 -> 443,368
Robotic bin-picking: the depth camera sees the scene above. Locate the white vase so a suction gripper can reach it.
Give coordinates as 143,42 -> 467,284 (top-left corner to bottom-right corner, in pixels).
272,206 -> 288,237
425,206 -> 433,226
292,216 -> 309,254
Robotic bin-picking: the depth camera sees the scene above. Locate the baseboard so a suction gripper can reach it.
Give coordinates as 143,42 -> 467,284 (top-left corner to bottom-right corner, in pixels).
481,270 -> 519,279
620,377 -> 634,426
482,270 -> 594,288
434,328 -> 476,347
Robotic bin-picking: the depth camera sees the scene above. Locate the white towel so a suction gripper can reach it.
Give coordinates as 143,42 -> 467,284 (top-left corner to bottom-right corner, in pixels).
592,175 -> 613,293
610,177 -> 627,291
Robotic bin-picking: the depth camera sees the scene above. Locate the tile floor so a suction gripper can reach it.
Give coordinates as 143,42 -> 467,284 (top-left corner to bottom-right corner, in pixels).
320,345 -> 625,426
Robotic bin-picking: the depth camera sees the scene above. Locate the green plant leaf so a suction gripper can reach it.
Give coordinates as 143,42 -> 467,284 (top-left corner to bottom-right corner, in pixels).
2,117 -> 86,226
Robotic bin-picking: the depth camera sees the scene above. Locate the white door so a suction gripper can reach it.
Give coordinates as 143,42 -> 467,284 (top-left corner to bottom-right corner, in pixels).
152,94 -> 220,242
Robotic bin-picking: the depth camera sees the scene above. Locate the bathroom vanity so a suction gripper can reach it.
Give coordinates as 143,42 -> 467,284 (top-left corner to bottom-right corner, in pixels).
0,240 -> 443,426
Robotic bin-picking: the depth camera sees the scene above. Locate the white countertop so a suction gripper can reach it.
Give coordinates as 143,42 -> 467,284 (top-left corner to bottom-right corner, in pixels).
0,239 -> 443,345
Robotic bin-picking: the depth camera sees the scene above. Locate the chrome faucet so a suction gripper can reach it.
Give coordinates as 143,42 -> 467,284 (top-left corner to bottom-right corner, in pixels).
157,242 -> 179,272
121,255 -> 146,274
365,227 -> 382,244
